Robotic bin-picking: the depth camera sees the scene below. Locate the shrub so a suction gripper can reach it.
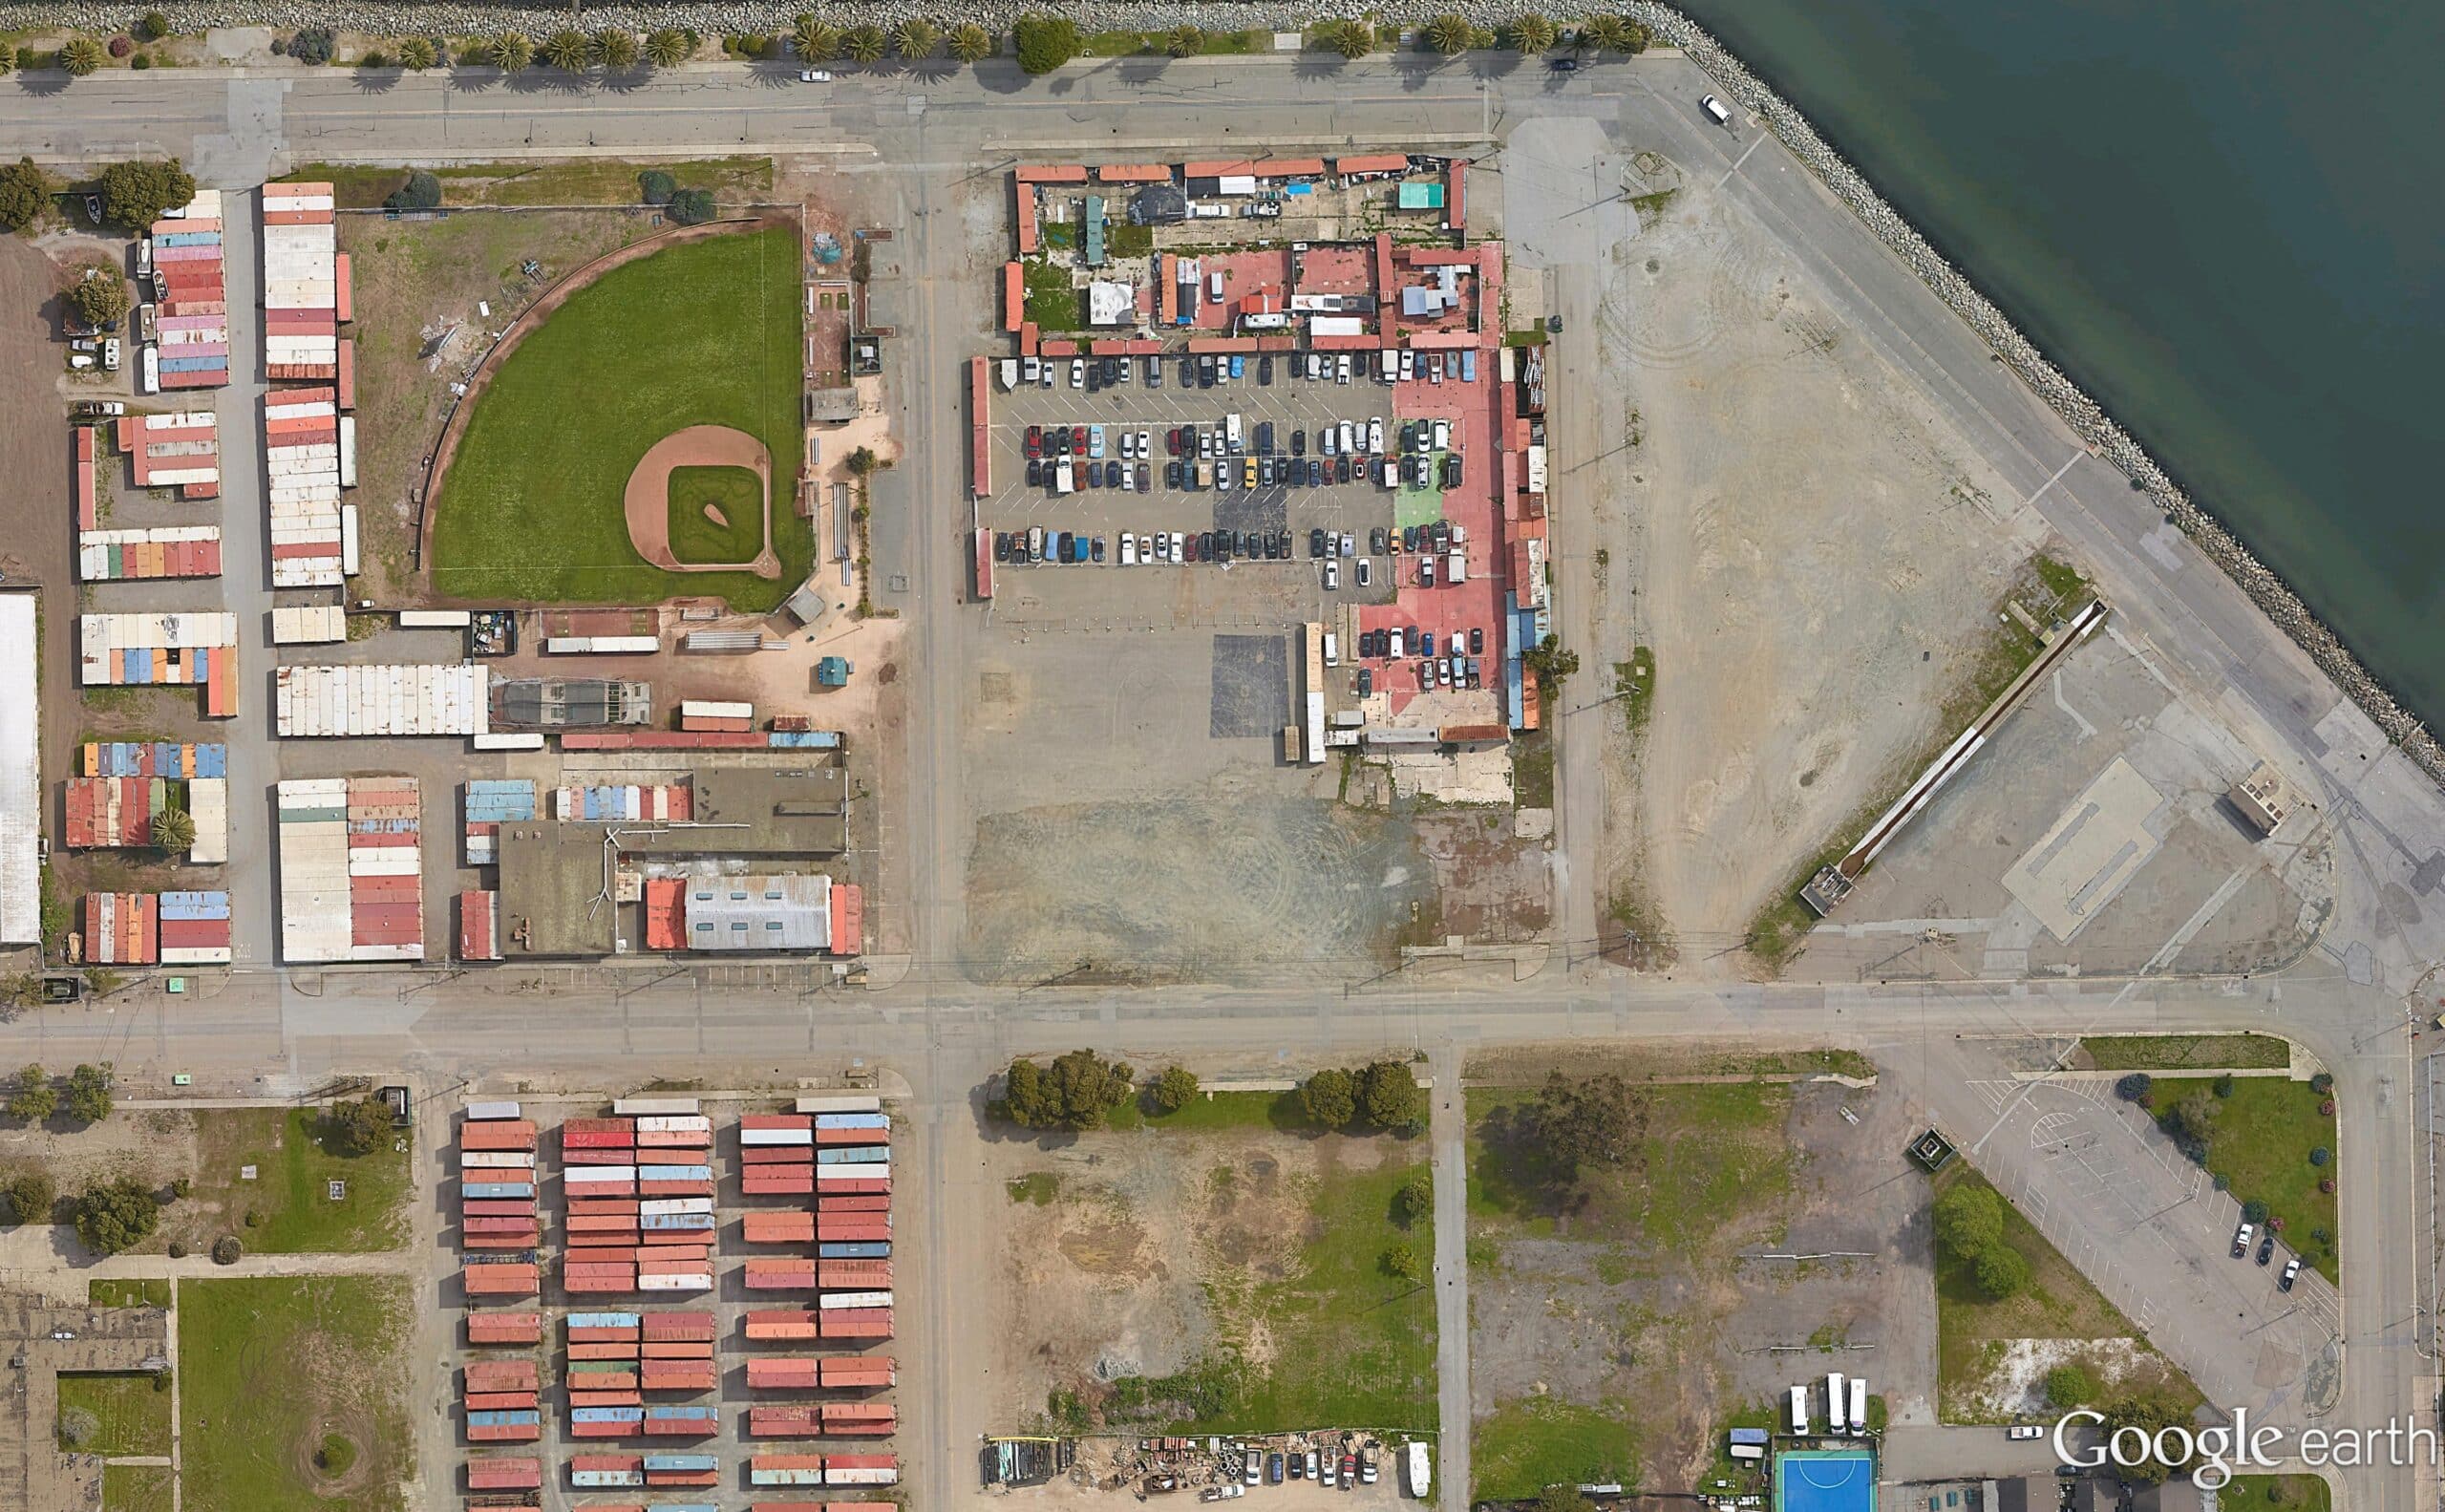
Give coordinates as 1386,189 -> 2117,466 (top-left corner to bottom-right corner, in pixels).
2043,1362 -> 2097,1409
385,170 -> 441,211
357,49 -> 388,69
2318,1178 -> 2335,1194
6,1062 -> 54,1121
1971,1241 -> 2029,1300
74,1177 -> 159,1254
1379,1242 -> 1424,1282
2311,1227 -> 2330,1245
243,1206 -> 261,1227
1300,1068 -> 1357,1129
1931,1182 -> 2005,1257
597,30 -> 638,69
63,1062 -> 114,1123
211,1235 -> 241,1264
946,23 -> 993,62
1011,12 -> 1080,74
645,29 -> 690,66
15,48 -> 39,71
2309,1072 -> 2333,1095
841,25 -> 886,65
1424,13 -> 1476,53
665,187 -> 717,225
166,1240 -> 186,1258
168,1176 -> 191,1199
2266,1215 -> 2284,1232
325,1096 -> 393,1156
108,35 -> 133,58
395,36 -> 437,70
1355,1059 -> 1425,1132
2241,1199 -> 2269,1225
1145,1065 -> 1198,1115
4,1169 -> 55,1224
1001,1050 -> 1135,1131
2319,1098 -> 2335,1116
891,18 -> 939,58
129,53 -> 150,69
1393,1165 -> 1433,1226
638,169 -> 677,205
288,26 -> 335,65
2114,1072 -> 2153,1103
2308,1146 -> 2329,1167
2213,1073 -> 2235,1098
138,11 -> 172,40
60,38 -> 108,76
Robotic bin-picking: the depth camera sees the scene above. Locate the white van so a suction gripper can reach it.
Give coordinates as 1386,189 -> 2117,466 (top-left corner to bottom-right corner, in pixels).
1209,271 -> 1225,301
1447,551 -> 1466,584
1389,628 -> 1404,659
1701,93 -> 1733,126
1324,632 -> 1339,666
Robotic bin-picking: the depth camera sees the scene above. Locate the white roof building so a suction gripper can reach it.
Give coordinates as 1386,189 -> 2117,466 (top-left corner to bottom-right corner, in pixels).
1087,280 -> 1137,327
0,594 -> 36,943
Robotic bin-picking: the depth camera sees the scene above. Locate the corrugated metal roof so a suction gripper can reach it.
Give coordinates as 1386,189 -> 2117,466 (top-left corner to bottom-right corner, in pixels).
0,596 -> 38,942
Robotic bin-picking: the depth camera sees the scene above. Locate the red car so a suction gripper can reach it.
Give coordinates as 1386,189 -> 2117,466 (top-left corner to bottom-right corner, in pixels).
1024,424 -> 1043,458
1166,427 -> 1182,456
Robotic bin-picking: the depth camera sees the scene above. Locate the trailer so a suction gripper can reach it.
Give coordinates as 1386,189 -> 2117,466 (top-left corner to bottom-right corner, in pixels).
1826,1372 -> 1848,1434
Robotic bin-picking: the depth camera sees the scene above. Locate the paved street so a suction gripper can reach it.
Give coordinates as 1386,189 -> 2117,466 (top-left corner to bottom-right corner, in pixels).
0,47 -> 2439,1512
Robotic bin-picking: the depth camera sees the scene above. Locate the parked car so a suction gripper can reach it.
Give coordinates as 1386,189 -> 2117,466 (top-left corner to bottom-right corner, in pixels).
2257,1232 -> 2276,1266
2008,1426 -> 2044,1441
1267,1454 -> 1284,1484
1070,357 -> 1085,388
1025,424 -> 1044,456
1324,560 -> 1339,590
1470,627 -> 1483,654
1092,536 -> 1106,563
1356,559 -> 1371,587
1120,534 -> 1137,565
2232,1223 -> 2254,1258
800,68 -> 831,81
2279,1257 -> 2302,1291
1137,463 -> 1151,492
1309,528 -> 1327,559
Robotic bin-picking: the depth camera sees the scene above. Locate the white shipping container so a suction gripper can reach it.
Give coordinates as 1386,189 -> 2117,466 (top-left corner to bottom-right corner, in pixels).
399,609 -> 473,628
472,734 -> 545,751
739,1128 -> 815,1146
565,1165 -> 638,1182
817,1291 -> 893,1310
635,1116 -> 712,1133
635,1273 -> 712,1292
459,1151 -> 537,1169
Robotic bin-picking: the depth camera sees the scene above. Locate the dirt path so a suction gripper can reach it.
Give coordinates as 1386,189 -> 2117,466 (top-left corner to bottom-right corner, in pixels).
622,423 -> 779,577
0,239 -> 79,795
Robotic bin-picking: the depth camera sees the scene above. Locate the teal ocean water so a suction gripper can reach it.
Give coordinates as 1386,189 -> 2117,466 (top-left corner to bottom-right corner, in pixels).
1677,0 -> 2445,724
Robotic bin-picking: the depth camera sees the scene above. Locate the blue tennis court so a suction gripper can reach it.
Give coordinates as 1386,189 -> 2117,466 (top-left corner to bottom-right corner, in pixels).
1777,1450 -> 1876,1512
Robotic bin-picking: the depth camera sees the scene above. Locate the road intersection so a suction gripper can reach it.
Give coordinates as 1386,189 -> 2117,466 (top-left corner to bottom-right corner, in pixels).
0,47 -> 2438,1512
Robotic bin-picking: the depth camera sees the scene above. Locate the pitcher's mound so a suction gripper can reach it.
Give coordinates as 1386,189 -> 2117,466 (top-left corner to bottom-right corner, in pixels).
625,424 -> 780,579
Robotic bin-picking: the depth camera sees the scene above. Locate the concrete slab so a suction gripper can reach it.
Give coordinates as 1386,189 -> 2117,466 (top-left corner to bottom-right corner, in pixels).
2003,756 -> 2167,943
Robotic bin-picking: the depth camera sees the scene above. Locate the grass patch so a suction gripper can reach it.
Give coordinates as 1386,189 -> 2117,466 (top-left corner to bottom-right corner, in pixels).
55,1373 -> 172,1455
1006,1171 -> 1061,1205
2078,1033 -> 2289,1072
1468,1081 -> 1792,1251
102,1464 -> 174,1512
89,1278 -> 173,1309
179,1108 -> 411,1254
2030,550 -> 2090,609
1613,647 -> 1654,736
2147,1076 -> 2338,1282
1080,28 -> 1263,55
664,464 -> 765,564
1511,729 -> 1554,808
1107,223 -> 1155,258
2224,1477 -> 2330,1512
1932,1163 -> 2194,1421
1107,1089 -> 1313,1135
290,157 -> 773,210
1021,255 -> 1085,331
1475,1396 -> 1638,1501
1108,1149 -> 1436,1432
180,1276 -> 409,1512
428,225 -> 810,609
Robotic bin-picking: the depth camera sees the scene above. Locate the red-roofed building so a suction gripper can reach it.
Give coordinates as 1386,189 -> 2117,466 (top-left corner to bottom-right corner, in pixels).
1096,163 -> 1172,182
1337,153 -> 1410,177
1003,262 -> 1024,332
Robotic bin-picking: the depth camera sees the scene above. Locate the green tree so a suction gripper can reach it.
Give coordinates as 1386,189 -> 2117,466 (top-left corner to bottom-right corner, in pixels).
2097,1393 -> 2194,1483
1321,19 -> 1375,58
1146,1065 -> 1199,1116
1533,1071 -> 1636,1176
98,160 -> 195,229
386,170 -> 441,210
645,28 -> 691,67
1532,1489 -> 1593,1512
596,30 -> 639,70
1012,12 -> 1080,74
138,11 -> 172,41
1163,25 -> 1204,57
74,1177 -> 157,1254
946,23 -> 993,62
2168,1091 -> 2220,1152
60,37 -> 107,75
892,19 -> 939,59
0,158 -> 51,231
1522,632 -> 1581,690
841,25 -> 886,64
639,169 -> 677,205
1003,1050 -> 1136,1131
1507,12 -> 1559,52
485,32 -> 533,72
287,26 -> 335,64
792,15 -> 841,62
1931,1182 -> 2005,1259
325,1096 -> 393,1157
1424,13 -> 1476,53
1393,1164 -> 1434,1226
67,267 -> 130,329
1380,1242 -> 1425,1282
395,36 -> 436,70
1971,1241 -> 2029,1301
7,1065 -> 53,1122
2043,1362 -> 2097,1409
1301,1067 -> 1358,1129
1356,1060 -> 1425,1132
149,807 -> 195,855
5,1168 -> 55,1224
63,1063 -> 113,1124
665,188 -> 717,225
540,29 -> 592,70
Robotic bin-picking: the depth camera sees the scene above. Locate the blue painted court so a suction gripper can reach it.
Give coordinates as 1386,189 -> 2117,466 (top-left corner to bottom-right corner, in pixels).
1777,1450 -> 1876,1512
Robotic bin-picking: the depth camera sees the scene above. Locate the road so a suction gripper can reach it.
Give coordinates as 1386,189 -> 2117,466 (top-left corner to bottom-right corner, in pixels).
0,48 -> 2438,1512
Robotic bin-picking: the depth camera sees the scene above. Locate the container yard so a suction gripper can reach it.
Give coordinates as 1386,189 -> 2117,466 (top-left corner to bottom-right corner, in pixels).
274,776 -> 424,962
264,384 -> 355,588
76,611 -> 238,716
63,741 -> 228,861
444,1090 -> 899,1503
260,181 -> 353,382
142,190 -> 229,393
274,662 -> 488,737
75,887 -> 237,966
270,604 -> 348,645
116,409 -> 223,497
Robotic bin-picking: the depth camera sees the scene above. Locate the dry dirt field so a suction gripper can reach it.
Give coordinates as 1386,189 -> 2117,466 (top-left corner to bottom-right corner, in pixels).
1505,119 -> 2047,965
1461,1049 -> 1935,1500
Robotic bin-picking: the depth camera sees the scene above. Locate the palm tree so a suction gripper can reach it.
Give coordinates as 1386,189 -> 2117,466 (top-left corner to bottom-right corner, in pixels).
59,37 -> 106,75
946,22 -> 993,62
596,30 -> 639,70
1423,13 -> 1474,54
540,29 -> 591,70
1163,24 -> 1204,57
645,28 -> 691,67
395,35 -> 436,70
1581,14 -> 1633,52
486,31 -> 533,72
841,25 -> 886,65
1506,11 -> 1558,52
792,15 -> 840,61
1322,19 -> 1374,58
892,18 -> 939,59
150,808 -> 195,856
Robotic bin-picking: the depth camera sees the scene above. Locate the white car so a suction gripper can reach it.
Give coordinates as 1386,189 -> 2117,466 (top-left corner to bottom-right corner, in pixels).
1137,534 -> 1153,563
1399,349 -> 1415,381
800,69 -> 831,81
1169,531 -> 1184,561
1038,362 -> 1052,389
1154,533 -> 1170,563
2007,1426 -> 2044,1441
1367,417 -> 1383,453
1136,429 -> 1151,459
1119,534 -> 1137,565
1069,358 -> 1085,388
1116,429 -> 1133,459
1323,560 -> 1339,590
1433,419 -> 1451,451
1336,353 -> 1351,383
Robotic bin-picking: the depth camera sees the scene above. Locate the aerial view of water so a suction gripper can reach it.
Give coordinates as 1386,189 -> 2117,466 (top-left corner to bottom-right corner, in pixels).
1676,0 -> 2445,727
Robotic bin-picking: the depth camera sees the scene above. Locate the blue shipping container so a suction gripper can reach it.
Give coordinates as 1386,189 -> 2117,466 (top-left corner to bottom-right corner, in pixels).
572,1408 -> 647,1423
567,1311 -> 641,1329
462,1182 -> 535,1199
817,1147 -> 890,1164
819,1242 -> 892,1260
644,1454 -> 719,1471
644,1407 -> 718,1422
639,1165 -> 712,1182
813,1113 -> 890,1130
467,1410 -> 542,1427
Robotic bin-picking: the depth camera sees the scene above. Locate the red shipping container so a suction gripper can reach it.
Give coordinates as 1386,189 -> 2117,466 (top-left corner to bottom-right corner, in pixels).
816,1261 -> 892,1288
641,1341 -> 716,1360
569,1391 -> 646,1408
571,1370 -> 640,1390
560,1148 -> 640,1165
562,1118 -> 635,1136
815,1219 -> 891,1243
463,1234 -> 537,1250
742,1176 -> 815,1196
465,1391 -> 539,1412
467,1422 -> 542,1443
641,1362 -> 717,1391
819,1195 -> 891,1213
464,1360 -> 539,1388
743,1310 -> 820,1341
741,1115 -> 814,1130
568,1198 -> 644,1216
815,1127 -> 891,1146
462,1266 -> 538,1295
741,1146 -> 814,1166
821,1356 -> 897,1388
820,1310 -> 893,1340
648,1469 -> 720,1488
567,1325 -> 639,1343
743,1211 -> 815,1244
462,1200 -> 537,1218
747,1359 -> 822,1390
465,1312 -> 542,1345
642,1311 -> 717,1340
460,1120 -> 539,1150
819,1177 -> 891,1196
570,1455 -> 642,1473
464,1457 -> 542,1490
570,1420 -> 639,1438
567,1342 -> 641,1361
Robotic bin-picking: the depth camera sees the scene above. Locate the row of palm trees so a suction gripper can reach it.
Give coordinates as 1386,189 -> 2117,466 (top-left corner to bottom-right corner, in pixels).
395,11 -> 1651,74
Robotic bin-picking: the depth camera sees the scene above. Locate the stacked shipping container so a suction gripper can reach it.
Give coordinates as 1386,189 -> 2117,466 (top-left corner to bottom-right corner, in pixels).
77,525 -> 223,583
270,605 -> 348,645
457,1102 -> 540,1315
463,1358 -> 542,1442
275,777 -> 424,962
145,191 -> 229,392
458,889 -> 501,962
261,182 -> 351,380
77,892 -> 157,965
264,387 -> 351,587
76,612 -> 237,716
551,784 -> 693,822
463,779 -> 536,864
560,1100 -> 717,1298
159,890 -> 234,965
64,741 -> 228,861
275,663 -> 489,736
116,410 -> 223,497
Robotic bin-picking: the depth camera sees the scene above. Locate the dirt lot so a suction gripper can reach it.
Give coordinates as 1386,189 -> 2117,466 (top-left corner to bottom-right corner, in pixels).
339,209 -> 650,599
980,1096 -> 1436,1438
1460,1051 -> 1934,1500
1505,120 -> 2039,965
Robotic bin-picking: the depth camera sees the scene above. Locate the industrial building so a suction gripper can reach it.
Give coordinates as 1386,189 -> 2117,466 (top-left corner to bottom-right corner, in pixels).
0,594 -> 37,944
